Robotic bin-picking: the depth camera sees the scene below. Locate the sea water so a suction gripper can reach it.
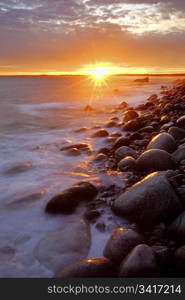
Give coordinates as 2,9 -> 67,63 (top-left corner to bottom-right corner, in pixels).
0,75 -> 180,277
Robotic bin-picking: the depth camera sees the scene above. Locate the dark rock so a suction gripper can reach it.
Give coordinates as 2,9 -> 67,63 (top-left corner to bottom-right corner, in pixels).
136,149 -> 177,172
84,105 -> 93,111
117,101 -> 128,110
134,139 -> 148,147
46,182 -> 98,213
105,121 -> 118,128
61,143 -> 91,152
123,110 -> 138,122
173,147 -> 185,163
66,148 -> 81,156
168,211 -> 185,243
177,116 -> 185,128
92,129 -> 109,138
174,246 -> 185,274
139,126 -> 154,133
55,257 -> 117,278
161,122 -> 174,131
168,127 -> 185,140
114,172 -> 182,225
119,244 -> 159,277
122,119 -> 142,132
115,146 -> 135,160
96,222 -> 106,232
34,219 -> 91,273
160,115 -> 170,124
3,162 -> 32,175
147,133 -> 177,153
84,209 -> 101,221
103,228 -> 143,264
135,77 -> 149,83
118,156 -> 136,171
110,132 -> 122,138
74,127 -> 89,133
113,136 -> 130,149
152,245 -> 172,267
93,153 -> 107,163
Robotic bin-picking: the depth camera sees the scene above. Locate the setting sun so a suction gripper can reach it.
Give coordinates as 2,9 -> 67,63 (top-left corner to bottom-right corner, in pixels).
90,67 -> 109,80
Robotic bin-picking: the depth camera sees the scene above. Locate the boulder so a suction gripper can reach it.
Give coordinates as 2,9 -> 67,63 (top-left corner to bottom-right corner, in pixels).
46,182 -> 98,213
61,143 -> 91,152
118,156 -> 136,171
55,257 -> 116,278
103,228 -> 143,264
161,122 -> 174,131
177,116 -> 185,128
136,149 -> 177,172
139,126 -> 154,133
147,133 -> 177,153
92,129 -> 109,138
122,119 -> 141,132
66,148 -> 81,156
117,101 -> 128,110
168,127 -> 185,141
114,172 -> 182,225
119,244 -> 159,277
113,136 -> 130,150
174,246 -> 185,273
105,121 -> 118,128
34,219 -> 91,273
168,211 -> 185,243
115,146 -> 135,160
173,147 -> 185,163
123,110 -> 138,122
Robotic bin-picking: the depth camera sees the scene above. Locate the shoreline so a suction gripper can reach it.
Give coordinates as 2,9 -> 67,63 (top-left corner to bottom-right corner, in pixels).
46,79 -> 185,277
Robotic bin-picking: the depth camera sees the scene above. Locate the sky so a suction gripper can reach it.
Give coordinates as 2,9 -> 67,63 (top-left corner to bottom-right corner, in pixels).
0,0 -> 185,74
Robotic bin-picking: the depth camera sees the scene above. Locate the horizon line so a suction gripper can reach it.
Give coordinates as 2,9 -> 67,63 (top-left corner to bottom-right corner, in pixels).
1,73 -> 185,77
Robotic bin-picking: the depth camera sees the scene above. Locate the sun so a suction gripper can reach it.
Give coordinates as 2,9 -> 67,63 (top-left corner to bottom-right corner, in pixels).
90,67 -> 109,80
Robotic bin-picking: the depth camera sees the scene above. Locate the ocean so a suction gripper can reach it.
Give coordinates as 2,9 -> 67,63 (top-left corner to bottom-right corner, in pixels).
0,75 -> 181,277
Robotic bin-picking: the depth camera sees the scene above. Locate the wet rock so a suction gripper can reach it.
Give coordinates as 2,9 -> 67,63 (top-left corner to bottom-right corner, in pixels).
3,162 -> 32,175
147,133 -> 177,153
123,110 -> 138,122
61,143 -> 91,152
117,101 -> 128,110
174,246 -> 185,273
74,127 -> 89,133
103,228 -> 143,264
46,182 -> 98,213
119,244 -> 159,277
113,136 -> 130,149
168,127 -> 185,140
34,219 -> 91,273
122,119 -> 141,132
110,132 -> 122,138
105,137 -> 117,144
96,222 -> 106,232
115,146 -> 135,160
114,172 -> 182,225
152,245 -> 172,267
173,147 -> 185,163
136,149 -> 177,172
161,122 -> 174,131
160,115 -> 170,124
168,211 -> 185,243
92,129 -> 109,138
139,126 -> 154,133
55,257 -> 116,278
118,156 -> 136,171
134,139 -> 148,147
66,148 -> 81,156
177,116 -> 185,128
84,209 -> 101,221
93,153 -> 107,163
105,121 -> 118,128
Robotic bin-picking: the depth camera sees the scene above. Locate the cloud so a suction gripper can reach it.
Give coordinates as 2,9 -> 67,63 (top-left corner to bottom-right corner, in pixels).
0,0 -> 185,73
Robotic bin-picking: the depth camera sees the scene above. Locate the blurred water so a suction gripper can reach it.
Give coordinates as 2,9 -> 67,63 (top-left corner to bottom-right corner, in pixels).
0,75 -> 181,277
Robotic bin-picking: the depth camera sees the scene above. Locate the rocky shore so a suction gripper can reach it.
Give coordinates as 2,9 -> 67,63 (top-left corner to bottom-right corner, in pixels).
46,79 -> 185,277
